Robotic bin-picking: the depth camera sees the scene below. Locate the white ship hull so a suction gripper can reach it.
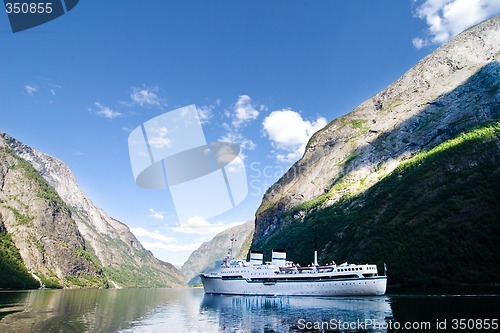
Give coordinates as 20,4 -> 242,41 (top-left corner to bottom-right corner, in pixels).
201,250 -> 387,296
200,275 -> 387,296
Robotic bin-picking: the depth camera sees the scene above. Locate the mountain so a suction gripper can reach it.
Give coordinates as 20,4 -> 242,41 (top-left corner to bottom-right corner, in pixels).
0,132 -> 185,289
251,16 -> 500,286
181,220 -> 254,285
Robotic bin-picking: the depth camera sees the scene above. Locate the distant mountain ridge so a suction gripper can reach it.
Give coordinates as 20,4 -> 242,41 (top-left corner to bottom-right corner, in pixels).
0,132 -> 185,288
251,16 -> 500,286
181,220 -> 254,285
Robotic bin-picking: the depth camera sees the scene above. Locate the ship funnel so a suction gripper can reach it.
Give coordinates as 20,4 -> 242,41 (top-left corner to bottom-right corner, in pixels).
249,251 -> 263,266
272,250 -> 286,267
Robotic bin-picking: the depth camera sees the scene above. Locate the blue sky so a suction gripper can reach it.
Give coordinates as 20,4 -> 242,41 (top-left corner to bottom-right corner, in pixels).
1,1 -> 499,266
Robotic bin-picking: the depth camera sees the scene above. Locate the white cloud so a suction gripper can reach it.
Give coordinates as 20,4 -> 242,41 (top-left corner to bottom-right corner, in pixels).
263,109 -> 327,163
197,105 -> 214,123
219,94 -> 261,152
217,133 -> 249,173
413,0 -> 500,48
148,208 -> 165,220
215,95 -> 261,172
141,241 -> 201,252
24,84 -> 38,95
226,154 -> 246,173
172,216 -> 243,236
95,102 -> 122,119
130,86 -> 161,107
130,227 -> 176,244
232,95 -> 260,127
131,226 -> 201,254
24,80 -> 63,97
220,132 -> 256,151
147,126 -> 171,149
49,84 -> 63,96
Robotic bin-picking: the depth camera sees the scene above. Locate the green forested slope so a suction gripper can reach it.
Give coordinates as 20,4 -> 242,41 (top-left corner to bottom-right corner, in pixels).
254,121 -> 500,286
0,228 -> 39,289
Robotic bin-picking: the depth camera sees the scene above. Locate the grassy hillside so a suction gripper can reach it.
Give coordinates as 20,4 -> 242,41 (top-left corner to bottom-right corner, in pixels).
253,120 -> 500,286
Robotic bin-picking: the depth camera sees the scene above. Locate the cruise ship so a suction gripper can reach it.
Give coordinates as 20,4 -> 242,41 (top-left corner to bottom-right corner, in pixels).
200,250 -> 387,296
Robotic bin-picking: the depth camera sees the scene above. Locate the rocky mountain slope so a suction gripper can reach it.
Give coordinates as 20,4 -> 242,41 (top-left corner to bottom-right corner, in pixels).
251,16 -> 500,286
181,220 -> 254,285
253,120 -> 500,285
0,132 -> 185,288
254,15 -> 500,243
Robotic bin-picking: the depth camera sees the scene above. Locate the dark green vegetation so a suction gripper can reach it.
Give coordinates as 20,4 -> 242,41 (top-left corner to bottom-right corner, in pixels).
11,157 -> 67,207
254,121 -> 500,286
0,229 -> 39,289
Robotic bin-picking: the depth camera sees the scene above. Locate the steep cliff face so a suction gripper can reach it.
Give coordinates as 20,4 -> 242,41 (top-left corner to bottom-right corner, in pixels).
181,220 -> 254,285
254,15 -> 500,243
0,140 -> 106,288
0,132 -> 185,288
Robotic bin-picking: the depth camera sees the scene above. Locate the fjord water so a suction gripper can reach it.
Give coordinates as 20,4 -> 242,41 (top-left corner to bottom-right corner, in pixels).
0,287 -> 498,332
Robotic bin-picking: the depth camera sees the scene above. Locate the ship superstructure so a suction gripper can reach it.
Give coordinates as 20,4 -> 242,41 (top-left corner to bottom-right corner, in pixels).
200,250 -> 387,296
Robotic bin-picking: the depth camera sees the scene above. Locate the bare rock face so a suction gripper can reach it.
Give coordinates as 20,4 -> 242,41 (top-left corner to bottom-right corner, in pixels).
254,16 -> 500,243
181,220 -> 254,285
0,133 -> 185,288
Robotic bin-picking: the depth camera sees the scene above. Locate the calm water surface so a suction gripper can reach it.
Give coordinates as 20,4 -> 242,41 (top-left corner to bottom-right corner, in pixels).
0,287 -> 498,332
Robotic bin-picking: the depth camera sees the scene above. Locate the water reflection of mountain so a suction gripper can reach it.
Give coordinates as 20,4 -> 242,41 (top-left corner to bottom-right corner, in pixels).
201,294 -> 392,332
2,288 -> 497,332
0,288 -> 186,332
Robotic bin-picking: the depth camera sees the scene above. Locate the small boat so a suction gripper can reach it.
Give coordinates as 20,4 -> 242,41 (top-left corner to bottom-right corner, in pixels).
200,249 -> 387,296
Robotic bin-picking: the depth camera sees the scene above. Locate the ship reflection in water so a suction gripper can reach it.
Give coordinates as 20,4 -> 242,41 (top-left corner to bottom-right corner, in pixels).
0,287 -> 499,332
201,293 -> 392,332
